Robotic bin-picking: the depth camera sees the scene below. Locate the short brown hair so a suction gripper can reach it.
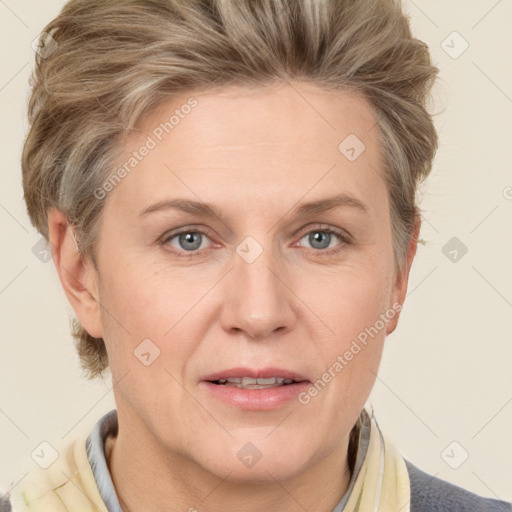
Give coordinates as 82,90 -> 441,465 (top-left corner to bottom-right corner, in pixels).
22,0 -> 438,378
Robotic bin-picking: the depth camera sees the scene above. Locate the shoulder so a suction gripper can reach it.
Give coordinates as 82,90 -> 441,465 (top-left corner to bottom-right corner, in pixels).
405,459 -> 511,512
1,434 -> 102,511
0,410 -> 118,512
0,495 -> 12,512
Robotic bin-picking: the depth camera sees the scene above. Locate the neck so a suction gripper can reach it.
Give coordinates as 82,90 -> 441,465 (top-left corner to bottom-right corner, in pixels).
108,413 -> 355,512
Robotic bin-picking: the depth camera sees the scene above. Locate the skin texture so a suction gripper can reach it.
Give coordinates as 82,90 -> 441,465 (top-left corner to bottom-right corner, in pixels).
49,81 -> 419,512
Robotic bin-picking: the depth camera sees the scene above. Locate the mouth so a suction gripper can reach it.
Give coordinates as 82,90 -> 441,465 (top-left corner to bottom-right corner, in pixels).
200,367 -> 310,410
202,367 -> 309,387
208,376 -> 305,390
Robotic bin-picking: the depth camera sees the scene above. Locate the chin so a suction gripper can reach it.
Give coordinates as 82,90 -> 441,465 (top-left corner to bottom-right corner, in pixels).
189,437 -> 314,484
210,457 -> 307,484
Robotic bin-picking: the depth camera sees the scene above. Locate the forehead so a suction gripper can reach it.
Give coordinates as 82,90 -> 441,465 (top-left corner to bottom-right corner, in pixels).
108,81 -> 387,218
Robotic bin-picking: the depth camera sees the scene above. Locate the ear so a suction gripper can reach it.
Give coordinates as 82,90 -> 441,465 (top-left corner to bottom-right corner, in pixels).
386,216 -> 421,335
48,208 -> 103,338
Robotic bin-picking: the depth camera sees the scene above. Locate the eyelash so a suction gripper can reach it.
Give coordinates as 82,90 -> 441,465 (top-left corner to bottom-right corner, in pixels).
161,225 -> 352,259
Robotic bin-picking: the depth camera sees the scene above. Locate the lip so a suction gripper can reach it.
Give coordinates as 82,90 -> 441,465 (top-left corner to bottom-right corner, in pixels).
200,367 -> 310,411
201,367 -> 309,382
200,381 -> 310,410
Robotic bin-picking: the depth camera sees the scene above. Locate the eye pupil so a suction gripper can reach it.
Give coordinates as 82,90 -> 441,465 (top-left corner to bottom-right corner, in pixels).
309,231 -> 331,250
179,232 -> 202,251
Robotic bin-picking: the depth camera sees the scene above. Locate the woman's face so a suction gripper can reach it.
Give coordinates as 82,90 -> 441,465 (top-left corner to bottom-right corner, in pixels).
84,82 -> 411,481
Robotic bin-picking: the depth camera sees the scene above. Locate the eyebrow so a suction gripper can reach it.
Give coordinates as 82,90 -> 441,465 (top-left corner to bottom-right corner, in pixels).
138,193 -> 368,221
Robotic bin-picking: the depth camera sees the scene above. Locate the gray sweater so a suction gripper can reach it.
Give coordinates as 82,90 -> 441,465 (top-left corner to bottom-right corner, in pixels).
2,410 -> 510,511
405,459 -> 511,511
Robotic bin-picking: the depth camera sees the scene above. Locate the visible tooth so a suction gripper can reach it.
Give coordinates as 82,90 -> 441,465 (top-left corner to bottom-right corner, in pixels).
233,383 -> 284,389
256,377 -> 277,385
217,376 -> 297,386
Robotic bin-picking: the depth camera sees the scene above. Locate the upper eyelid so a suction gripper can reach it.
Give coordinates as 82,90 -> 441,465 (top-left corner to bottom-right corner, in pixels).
296,224 -> 350,238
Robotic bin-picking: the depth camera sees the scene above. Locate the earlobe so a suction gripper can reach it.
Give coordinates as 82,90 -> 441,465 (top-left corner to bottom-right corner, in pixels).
386,216 -> 422,336
48,208 -> 104,339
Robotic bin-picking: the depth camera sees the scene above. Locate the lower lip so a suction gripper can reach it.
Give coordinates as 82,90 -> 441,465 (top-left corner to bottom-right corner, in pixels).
200,381 -> 310,410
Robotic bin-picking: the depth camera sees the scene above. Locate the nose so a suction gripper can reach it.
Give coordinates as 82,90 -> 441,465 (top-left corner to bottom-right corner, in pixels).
219,243 -> 297,341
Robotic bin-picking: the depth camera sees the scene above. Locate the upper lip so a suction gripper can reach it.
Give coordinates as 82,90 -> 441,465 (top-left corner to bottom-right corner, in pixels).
201,367 -> 309,382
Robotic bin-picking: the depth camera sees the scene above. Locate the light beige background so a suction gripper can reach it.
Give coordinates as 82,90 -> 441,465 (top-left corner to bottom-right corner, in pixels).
1,0 -> 511,502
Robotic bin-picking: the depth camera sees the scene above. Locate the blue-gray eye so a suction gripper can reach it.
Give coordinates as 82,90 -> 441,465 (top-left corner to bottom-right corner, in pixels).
167,230 -> 211,252
300,230 -> 342,250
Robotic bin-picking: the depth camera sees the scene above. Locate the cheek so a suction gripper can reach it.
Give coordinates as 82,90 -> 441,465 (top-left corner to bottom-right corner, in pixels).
99,252 -> 189,329
96,265 -> 203,419
307,262 -> 393,342
302,262 -> 392,401
96,255 -> 217,377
